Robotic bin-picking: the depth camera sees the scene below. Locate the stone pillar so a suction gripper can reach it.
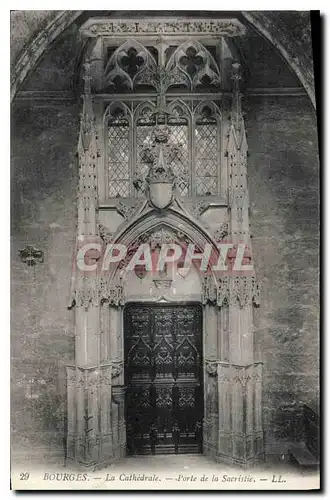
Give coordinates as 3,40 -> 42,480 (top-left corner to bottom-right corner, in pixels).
203,63 -> 264,467
217,63 -> 263,466
216,361 -> 264,466
202,278 -> 218,459
66,61 -> 126,468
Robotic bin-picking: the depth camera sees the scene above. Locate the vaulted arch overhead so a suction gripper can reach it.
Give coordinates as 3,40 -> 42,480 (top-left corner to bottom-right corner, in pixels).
11,10 -> 315,106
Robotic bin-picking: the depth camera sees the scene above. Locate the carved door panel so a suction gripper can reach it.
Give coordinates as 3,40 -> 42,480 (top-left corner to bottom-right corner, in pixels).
125,304 -> 203,455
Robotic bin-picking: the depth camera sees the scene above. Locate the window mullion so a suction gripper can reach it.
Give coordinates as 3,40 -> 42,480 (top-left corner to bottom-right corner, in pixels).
217,117 -> 221,196
105,119 -> 109,200
129,112 -> 134,197
191,111 -> 196,197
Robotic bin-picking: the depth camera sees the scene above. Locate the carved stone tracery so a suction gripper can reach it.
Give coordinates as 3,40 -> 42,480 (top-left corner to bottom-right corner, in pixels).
67,17 -> 263,469
70,276 -> 125,309
216,276 -> 260,308
167,40 -> 221,90
105,39 -> 157,90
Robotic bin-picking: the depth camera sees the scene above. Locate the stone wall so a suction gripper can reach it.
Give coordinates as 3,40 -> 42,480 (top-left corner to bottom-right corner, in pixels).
11,102 -> 79,462
11,93 -> 319,462
246,95 -> 319,455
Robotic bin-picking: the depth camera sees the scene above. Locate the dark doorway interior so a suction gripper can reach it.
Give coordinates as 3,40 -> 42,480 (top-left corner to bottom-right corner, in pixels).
124,303 -> 203,455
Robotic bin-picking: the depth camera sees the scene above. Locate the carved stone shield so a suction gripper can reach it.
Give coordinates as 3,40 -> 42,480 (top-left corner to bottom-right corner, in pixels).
149,182 -> 173,210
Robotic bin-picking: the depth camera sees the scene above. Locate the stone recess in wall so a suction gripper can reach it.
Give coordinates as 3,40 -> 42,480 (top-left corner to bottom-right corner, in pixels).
11,11 -> 319,471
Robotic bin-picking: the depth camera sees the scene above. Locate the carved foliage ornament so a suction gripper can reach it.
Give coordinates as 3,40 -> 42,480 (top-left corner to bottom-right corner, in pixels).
217,362 -> 262,385
202,276 -> 217,305
99,224 -> 113,244
213,222 -> 229,242
188,199 -> 210,219
67,366 -> 117,391
201,277 -> 260,307
69,277 -> 124,309
116,200 -> 144,221
205,360 -> 218,377
216,277 -> 260,308
81,19 -> 247,37
145,125 -> 176,210
111,361 -> 124,379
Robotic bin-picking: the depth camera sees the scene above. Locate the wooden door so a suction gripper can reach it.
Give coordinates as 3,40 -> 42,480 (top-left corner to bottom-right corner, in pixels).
125,303 -> 203,455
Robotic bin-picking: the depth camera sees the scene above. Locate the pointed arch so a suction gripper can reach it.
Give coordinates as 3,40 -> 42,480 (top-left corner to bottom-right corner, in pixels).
166,39 -> 221,90
104,101 -> 133,198
193,101 -> 222,197
168,99 -> 192,120
165,100 -> 191,197
11,11 -> 315,107
134,101 -> 157,191
104,38 -> 157,90
194,100 -> 222,120
134,100 -> 156,122
104,207 -> 221,289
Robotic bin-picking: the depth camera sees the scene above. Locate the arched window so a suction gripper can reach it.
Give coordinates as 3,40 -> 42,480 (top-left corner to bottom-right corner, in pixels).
106,102 -> 132,198
194,103 -> 220,196
135,103 -> 156,196
104,40 -> 222,200
167,103 -> 190,196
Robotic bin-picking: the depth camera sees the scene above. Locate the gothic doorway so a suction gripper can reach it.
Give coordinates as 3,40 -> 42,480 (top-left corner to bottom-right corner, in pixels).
124,303 -> 203,455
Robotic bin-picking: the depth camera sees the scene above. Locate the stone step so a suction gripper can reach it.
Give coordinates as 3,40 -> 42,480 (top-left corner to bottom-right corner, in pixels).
288,444 -> 319,466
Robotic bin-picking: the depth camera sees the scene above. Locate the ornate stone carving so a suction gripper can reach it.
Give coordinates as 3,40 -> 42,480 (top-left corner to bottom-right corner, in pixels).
217,362 -> 263,386
152,229 -> 174,248
141,66 -> 176,96
69,277 -> 125,309
233,368 -> 251,387
99,373 -> 111,387
205,360 -> 218,377
133,172 -> 147,194
218,370 -> 231,383
104,39 -> 157,90
217,277 -> 230,307
188,199 -> 210,219
153,277 -> 172,289
214,222 -> 229,242
18,245 -> 44,266
71,276 -> 98,310
202,276 -> 217,305
116,200 -> 143,221
232,276 -> 259,308
252,280 -> 261,308
99,224 -> 113,244
111,361 -> 124,379
251,363 -> 263,382
81,18 -> 247,37
139,227 -> 178,249
99,278 -> 125,306
166,40 -> 221,90
146,155 -> 175,209
76,370 -> 86,390
216,277 -> 260,308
